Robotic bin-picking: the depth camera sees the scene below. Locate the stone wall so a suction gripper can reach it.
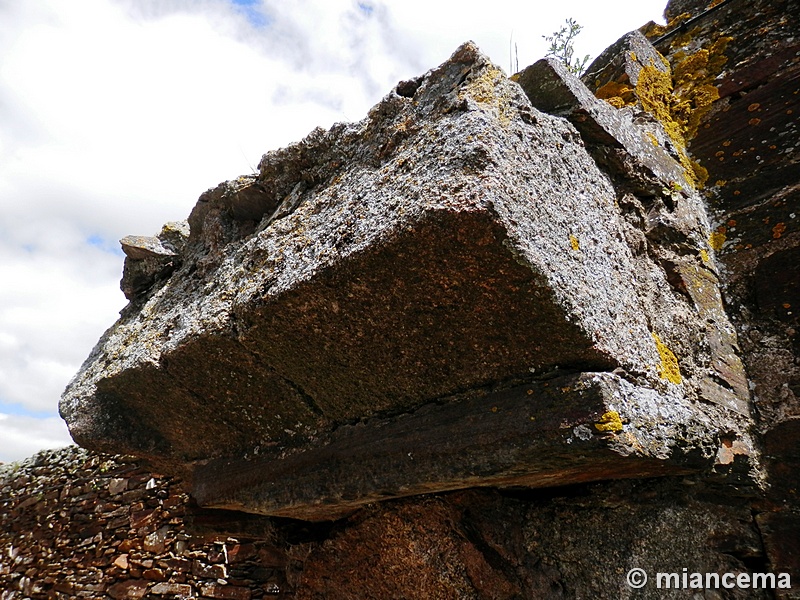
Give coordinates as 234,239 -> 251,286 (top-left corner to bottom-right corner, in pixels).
0,447 -> 286,599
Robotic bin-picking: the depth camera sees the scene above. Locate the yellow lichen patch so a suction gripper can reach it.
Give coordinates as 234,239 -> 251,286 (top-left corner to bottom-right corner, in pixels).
700,248 -> 711,265
673,47 -> 710,82
635,63 -> 675,130
624,32 -> 732,189
462,66 -> 513,127
685,84 -> 720,139
634,60 -> 697,187
715,179 -> 727,187
595,80 -> 636,108
570,234 -> 580,251
674,26 -> 702,48
604,97 -> 627,109
690,160 -> 709,188
640,22 -> 668,38
595,411 -> 624,433
646,132 -> 660,146
652,332 -> 683,384
709,228 -> 727,251
640,12 -> 692,39
671,37 -> 732,141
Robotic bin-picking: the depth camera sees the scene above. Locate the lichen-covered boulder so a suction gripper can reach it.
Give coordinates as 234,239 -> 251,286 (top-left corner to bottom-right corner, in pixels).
61,42 -> 757,519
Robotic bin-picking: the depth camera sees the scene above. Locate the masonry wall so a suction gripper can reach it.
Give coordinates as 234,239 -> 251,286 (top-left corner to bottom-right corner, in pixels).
0,446 -> 287,599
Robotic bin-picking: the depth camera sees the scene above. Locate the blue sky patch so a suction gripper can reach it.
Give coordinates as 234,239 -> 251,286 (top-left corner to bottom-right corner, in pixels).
86,234 -> 124,257
0,400 -> 56,419
230,0 -> 271,28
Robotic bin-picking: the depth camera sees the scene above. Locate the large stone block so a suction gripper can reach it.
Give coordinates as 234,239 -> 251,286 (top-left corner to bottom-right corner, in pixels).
61,42 -> 756,517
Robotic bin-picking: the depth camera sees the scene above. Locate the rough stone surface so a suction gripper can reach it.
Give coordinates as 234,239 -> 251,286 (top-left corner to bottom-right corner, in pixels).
516,56 -> 691,195
638,0 -> 799,592
62,42 -> 755,519
193,372 -> 729,520
0,447 -> 287,598
0,446 -> 785,599
120,222 -> 189,301
29,0 -> 799,594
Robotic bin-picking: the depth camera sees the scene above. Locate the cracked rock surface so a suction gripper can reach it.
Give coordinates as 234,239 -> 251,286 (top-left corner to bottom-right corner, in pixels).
62,41 -> 755,519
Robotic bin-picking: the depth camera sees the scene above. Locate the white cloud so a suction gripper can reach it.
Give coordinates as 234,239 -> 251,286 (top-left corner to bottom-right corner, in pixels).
0,413 -> 73,464
0,0 -> 666,461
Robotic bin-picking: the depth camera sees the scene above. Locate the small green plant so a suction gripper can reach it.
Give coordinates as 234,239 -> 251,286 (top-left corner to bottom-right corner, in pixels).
544,18 -> 591,75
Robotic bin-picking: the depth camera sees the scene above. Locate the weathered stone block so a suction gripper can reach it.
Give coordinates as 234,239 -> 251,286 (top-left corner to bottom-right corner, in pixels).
515,56 -> 689,194
194,372 -> 726,520
62,42 -> 756,518
120,221 -> 188,301
199,582 -> 252,600
107,579 -> 149,600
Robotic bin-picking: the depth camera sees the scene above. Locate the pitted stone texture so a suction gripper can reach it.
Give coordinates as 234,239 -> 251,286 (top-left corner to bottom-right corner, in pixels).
514,55 -> 750,422
63,43 -> 669,464
193,372 -> 741,521
62,42 -> 756,512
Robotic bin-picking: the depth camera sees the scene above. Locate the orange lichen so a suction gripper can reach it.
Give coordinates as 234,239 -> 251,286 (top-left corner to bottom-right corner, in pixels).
773,223 -> 787,239
635,62 -> 681,143
604,96 -> 627,109
670,37 -> 732,141
690,160 -> 709,188
462,66 -> 513,127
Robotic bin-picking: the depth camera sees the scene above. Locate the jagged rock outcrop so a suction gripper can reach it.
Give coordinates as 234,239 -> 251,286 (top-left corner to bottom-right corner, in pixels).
43,0 -> 799,596
638,0 -> 799,590
62,41 -> 757,522
120,222 -> 189,301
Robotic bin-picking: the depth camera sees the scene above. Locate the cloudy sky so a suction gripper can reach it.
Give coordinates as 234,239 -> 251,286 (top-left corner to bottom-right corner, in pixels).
0,0 -> 667,463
